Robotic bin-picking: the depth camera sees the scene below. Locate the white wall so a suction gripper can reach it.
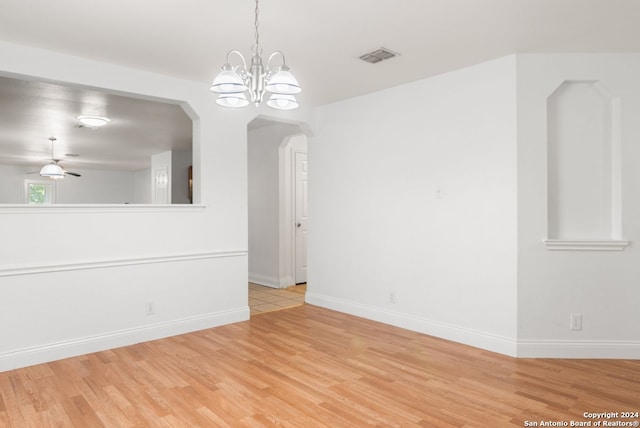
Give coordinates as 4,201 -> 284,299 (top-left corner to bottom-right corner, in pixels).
133,169 -> 151,204
57,169 -> 135,203
247,123 -> 302,287
308,56 -> 519,356
516,54 -> 640,358
5,43 -> 632,369
0,41 -> 315,371
0,164 -> 27,203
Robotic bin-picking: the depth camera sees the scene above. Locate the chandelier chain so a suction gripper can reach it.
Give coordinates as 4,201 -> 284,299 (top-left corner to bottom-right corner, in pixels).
254,0 -> 260,53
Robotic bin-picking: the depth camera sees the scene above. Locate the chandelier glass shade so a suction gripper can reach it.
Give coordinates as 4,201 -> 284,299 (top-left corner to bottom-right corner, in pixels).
266,93 -> 299,110
210,0 -> 301,110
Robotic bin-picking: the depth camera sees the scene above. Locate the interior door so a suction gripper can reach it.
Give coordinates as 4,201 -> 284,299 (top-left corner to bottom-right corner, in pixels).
295,151 -> 308,284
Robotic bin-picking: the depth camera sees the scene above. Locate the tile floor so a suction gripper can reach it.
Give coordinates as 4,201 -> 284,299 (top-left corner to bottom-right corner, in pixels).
248,282 -> 306,316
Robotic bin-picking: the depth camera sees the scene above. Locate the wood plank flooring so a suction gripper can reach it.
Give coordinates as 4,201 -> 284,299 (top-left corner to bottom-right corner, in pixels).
0,304 -> 638,427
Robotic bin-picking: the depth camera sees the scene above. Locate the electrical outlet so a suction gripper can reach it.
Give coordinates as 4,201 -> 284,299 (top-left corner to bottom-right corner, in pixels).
145,301 -> 156,315
570,313 -> 582,331
435,185 -> 445,199
389,291 -> 396,304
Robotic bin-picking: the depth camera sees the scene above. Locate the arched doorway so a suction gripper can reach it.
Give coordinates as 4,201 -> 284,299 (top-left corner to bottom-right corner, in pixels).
247,116 -> 312,315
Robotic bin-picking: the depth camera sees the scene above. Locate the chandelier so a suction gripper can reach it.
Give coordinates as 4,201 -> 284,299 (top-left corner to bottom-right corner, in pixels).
210,0 -> 301,110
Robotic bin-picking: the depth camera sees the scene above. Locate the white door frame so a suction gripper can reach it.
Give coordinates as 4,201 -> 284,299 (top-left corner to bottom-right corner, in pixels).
278,133 -> 307,288
293,150 -> 308,284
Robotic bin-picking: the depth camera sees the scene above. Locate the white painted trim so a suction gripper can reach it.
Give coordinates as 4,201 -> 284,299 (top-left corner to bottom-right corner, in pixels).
292,147 -> 308,284
0,307 -> 250,372
305,292 -> 518,357
278,133 -> 307,289
278,135 -> 295,291
0,250 -> 247,277
279,275 -> 295,288
248,272 -> 280,288
518,339 -> 640,359
0,203 -> 206,214
543,239 -> 630,251
305,293 -> 640,359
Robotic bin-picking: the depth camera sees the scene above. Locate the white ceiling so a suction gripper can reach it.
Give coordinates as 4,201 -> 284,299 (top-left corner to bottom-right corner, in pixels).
0,0 -> 639,169
1,0 -> 639,106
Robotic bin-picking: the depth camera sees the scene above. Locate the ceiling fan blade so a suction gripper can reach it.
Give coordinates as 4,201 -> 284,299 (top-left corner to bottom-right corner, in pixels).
26,171 -> 39,175
65,171 -> 81,177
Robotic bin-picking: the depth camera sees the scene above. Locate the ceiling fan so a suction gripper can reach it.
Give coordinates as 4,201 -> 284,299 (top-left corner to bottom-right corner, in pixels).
30,137 -> 82,179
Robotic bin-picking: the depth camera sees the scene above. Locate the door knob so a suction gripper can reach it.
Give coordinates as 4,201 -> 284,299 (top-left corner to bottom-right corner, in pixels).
296,223 -> 301,227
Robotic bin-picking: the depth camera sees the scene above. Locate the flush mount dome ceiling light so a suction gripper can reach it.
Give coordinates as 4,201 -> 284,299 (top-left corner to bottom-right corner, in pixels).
77,115 -> 110,127
210,0 -> 301,110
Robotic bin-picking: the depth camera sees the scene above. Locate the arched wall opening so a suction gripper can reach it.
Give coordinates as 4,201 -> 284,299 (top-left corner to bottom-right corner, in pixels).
247,115 -> 312,291
0,71 -> 199,206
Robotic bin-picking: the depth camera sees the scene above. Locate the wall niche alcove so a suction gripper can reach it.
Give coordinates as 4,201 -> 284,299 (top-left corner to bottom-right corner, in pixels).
545,80 -> 628,251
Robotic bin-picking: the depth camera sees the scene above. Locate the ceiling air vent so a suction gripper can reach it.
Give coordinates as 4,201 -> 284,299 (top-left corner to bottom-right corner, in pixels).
359,47 -> 398,64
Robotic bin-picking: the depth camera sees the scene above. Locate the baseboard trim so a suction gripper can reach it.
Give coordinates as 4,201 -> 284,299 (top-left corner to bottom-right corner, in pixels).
305,292 -> 517,357
305,293 -> 640,359
248,272 -> 280,288
518,340 -> 640,359
0,307 -> 250,372
279,275 -> 295,288
0,250 -> 248,277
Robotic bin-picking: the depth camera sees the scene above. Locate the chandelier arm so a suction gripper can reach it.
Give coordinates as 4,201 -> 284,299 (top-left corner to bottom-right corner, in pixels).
266,51 -> 287,70
226,50 -> 248,70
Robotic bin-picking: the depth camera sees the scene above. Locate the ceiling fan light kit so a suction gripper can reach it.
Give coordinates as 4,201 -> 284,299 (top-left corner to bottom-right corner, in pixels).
210,0 -> 301,110
39,162 -> 65,179
38,137 -> 81,180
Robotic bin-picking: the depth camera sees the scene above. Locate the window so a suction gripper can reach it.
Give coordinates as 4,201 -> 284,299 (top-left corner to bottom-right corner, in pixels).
24,179 -> 56,204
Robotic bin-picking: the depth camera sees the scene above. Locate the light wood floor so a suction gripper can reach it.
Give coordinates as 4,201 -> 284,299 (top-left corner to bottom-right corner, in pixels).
1,305 -> 638,427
